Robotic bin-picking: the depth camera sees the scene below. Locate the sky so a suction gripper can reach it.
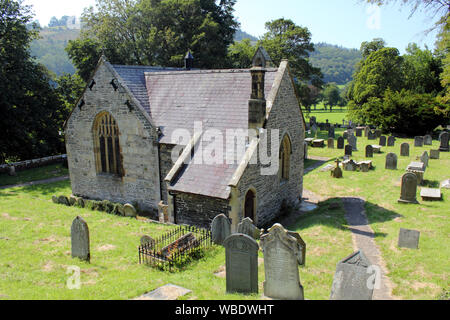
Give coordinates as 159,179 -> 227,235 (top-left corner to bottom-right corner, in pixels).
23,0 -> 441,53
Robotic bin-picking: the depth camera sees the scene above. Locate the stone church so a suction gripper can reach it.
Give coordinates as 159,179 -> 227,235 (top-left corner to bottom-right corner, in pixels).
64,47 -> 305,230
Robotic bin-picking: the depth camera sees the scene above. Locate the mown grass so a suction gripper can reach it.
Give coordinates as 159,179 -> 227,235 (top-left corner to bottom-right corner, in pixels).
0,180 -> 353,300
0,164 -> 68,187
304,129 -> 450,300
303,107 -> 349,125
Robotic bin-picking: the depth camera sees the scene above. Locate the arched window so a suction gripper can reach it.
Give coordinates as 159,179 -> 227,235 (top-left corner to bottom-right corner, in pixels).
280,134 -> 292,181
244,189 -> 256,221
93,112 -> 123,176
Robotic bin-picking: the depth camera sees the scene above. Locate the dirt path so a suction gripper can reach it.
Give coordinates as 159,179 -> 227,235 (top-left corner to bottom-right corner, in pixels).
342,197 -> 394,300
0,176 -> 69,190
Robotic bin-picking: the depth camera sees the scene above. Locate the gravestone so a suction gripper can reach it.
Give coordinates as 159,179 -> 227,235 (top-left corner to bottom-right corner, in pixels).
375,130 -> 382,138
328,138 -> 335,149
400,143 -> 410,157
312,139 -> 325,148
398,172 -> 419,204
365,145 -> 373,158
303,142 -> 308,160
123,203 -> 137,217
237,217 -> 261,240
414,136 -> 424,147
211,214 -> 231,246
305,138 -> 314,146
52,195 -> 58,204
345,145 -> 352,156
287,231 -> 306,266
360,162 -> 370,172
7,166 -> 16,177
328,126 -> 335,138
387,136 -> 396,147
337,137 -> 345,149
439,132 -> 449,152
58,195 -> 70,206
364,127 -> 370,137
430,149 -> 440,159
223,234 -> 259,294
371,145 -> 381,154
379,136 -> 387,147
420,188 -> 442,201
71,216 -> 90,262
355,127 -> 363,137
260,224 -> 304,300
348,135 -> 358,151
423,135 -> 432,146
330,251 -> 374,300
331,159 -> 343,179
398,229 -> 420,249
343,159 -> 358,172
140,235 -> 155,247
343,131 -> 349,140
385,153 -> 398,170
367,131 -> 376,140
420,151 -> 429,168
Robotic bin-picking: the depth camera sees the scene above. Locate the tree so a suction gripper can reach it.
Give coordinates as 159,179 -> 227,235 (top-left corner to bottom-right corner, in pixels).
322,83 -> 341,111
227,38 -> 255,69
0,0 -> 66,162
360,38 -> 386,59
67,0 -> 239,82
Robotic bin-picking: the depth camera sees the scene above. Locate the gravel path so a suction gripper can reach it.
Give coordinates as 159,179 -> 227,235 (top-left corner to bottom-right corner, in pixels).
0,176 -> 69,190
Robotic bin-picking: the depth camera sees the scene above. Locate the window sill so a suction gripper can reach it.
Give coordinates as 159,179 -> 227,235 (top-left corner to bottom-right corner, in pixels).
96,173 -> 123,180
280,179 -> 289,186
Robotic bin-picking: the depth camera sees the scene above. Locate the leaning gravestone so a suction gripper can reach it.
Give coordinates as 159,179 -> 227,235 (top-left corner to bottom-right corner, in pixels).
398,172 -> 419,204
71,216 -> 90,262
345,145 -> 353,156
123,203 -> 137,217
420,151 -> 429,168
223,234 -> 259,294
337,137 -> 345,149
260,224 -> 304,300
439,132 -> 449,152
328,138 -> 335,149
365,145 -> 373,158
140,235 -> 155,247
287,231 -> 306,266
348,135 -> 358,151
211,214 -> 231,246
237,217 -> 261,240
58,195 -> 70,206
398,228 -> 420,249
423,135 -> 432,146
400,143 -> 410,157
379,136 -> 387,147
414,136 -> 424,147
387,136 -> 396,147
385,153 -> 398,170
330,251 -> 374,300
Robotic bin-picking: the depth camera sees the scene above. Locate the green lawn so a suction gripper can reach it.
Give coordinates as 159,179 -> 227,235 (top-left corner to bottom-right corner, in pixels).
305,130 -> 450,300
0,180 -> 352,300
0,163 -> 68,187
303,107 -> 349,124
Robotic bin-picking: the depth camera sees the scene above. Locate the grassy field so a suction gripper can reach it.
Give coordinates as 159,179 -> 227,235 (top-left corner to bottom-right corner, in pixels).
303,107 -> 349,124
304,129 -> 450,300
0,164 -> 68,187
0,180 -> 352,300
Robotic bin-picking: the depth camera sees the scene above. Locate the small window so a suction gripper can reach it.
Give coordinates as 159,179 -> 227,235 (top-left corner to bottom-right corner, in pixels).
280,134 -> 292,181
93,112 -> 123,176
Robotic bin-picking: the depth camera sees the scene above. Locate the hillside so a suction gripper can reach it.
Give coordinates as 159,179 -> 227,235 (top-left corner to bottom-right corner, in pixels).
310,43 -> 362,84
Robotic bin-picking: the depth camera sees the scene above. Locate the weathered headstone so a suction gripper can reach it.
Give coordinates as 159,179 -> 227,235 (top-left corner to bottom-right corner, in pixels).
365,145 -> 373,158
400,143 -> 410,157
71,216 -> 90,262
371,145 -> 381,154
367,130 -> 376,140
355,127 -> 364,137
387,136 -> 395,147
343,131 -> 349,140
439,132 -> 449,152
398,229 -> 420,249
7,166 -> 16,177
312,139 -> 325,148
328,138 -> 335,149
343,159 -> 358,172
385,153 -> 398,170
398,172 -> 419,204
423,135 -> 432,146
237,217 -> 261,240
420,151 -> 429,168
379,136 -> 387,147
430,149 -> 440,159
348,135 -> 358,151
337,137 -> 344,149
331,159 -> 343,178
287,231 -> 306,266
260,224 -> 304,300
374,130 -> 382,138
140,235 -> 155,247
345,145 -> 352,156
328,126 -> 335,139
364,127 -> 370,137
223,234 -> 259,294
58,195 -> 70,206
360,162 -> 370,172
303,142 -> 308,160
330,251 -> 374,300
211,214 -> 231,246
123,203 -> 137,217
414,136 -> 424,147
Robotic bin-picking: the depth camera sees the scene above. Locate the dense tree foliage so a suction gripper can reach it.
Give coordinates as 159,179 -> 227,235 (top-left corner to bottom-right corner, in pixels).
0,0 -> 69,162
322,83 -> 341,111
67,0 -> 239,82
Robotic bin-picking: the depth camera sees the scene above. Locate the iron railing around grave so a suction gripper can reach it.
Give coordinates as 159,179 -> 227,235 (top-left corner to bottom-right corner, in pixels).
138,225 -> 212,272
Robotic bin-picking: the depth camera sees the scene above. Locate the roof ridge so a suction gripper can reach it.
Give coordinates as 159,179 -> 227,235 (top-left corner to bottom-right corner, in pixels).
145,67 -> 279,76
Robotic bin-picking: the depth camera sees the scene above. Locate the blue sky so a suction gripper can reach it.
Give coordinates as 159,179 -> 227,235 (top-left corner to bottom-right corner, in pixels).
24,0 -> 440,53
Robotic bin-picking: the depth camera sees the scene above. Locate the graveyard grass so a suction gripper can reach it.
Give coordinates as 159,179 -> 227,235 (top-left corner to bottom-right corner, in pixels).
0,163 -> 68,187
0,180 -> 351,300
304,129 -> 450,300
303,107 -> 348,125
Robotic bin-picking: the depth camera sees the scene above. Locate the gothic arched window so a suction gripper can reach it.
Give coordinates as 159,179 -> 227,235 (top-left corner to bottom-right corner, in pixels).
93,112 -> 123,176
279,134 -> 292,181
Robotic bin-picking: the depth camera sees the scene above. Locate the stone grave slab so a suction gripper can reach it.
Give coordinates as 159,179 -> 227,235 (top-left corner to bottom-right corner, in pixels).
407,162 -> 426,172
371,145 -> 381,154
134,284 -> 192,300
398,229 -> 420,249
430,150 -> 440,159
420,188 -> 442,201
312,139 -> 325,148
304,138 -> 314,146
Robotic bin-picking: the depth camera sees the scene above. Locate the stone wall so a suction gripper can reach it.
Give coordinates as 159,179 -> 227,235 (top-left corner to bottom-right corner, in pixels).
159,143 -> 176,203
173,193 -> 229,228
236,63 -> 304,228
0,155 -> 67,174
65,60 -> 161,214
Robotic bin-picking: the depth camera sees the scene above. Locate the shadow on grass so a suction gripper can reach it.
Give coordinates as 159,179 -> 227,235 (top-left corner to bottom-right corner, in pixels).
0,180 -> 71,198
422,180 -> 440,188
286,198 -> 400,239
